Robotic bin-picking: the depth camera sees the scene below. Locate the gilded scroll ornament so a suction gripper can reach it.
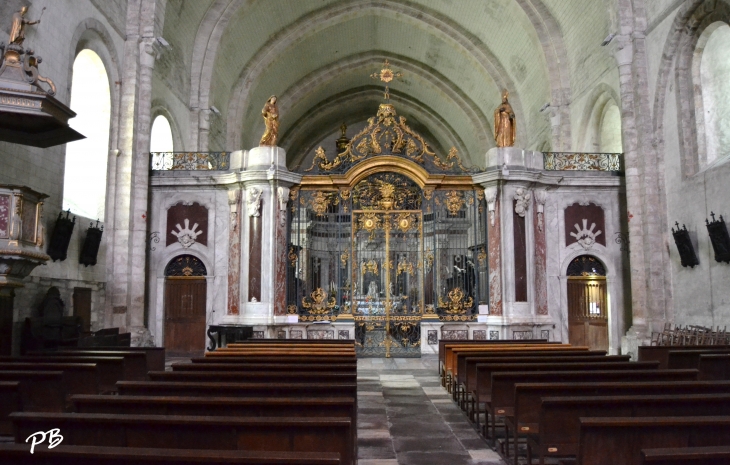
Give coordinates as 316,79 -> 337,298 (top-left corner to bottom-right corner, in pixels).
288,246 -> 298,267
259,95 -> 279,147
304,146 -> 342,172
340,247 -> 349,268
478,247 -> 487,266
302,288 -> 336,315
424,248 -> 434,272
395,212 -> 416,233
445,190 -> 465,215
494,90 -> 516,148
309,191 -> 338,215
438,288 -> 475,321
358,212 -> 381,240
287,304 -> 298,315
396,255 -> 415,277
360,260 -> 379,276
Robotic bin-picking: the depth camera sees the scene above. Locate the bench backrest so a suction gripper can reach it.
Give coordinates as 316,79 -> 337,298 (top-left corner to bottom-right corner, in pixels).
578,416 -> 730,465
62,347 -> 166,371
699,355 -> 730,381
667,349 -> 730,370
171,362 -> 357,373
117,381 -> 357,399
438,339 -> 549,370
642,446 -> 730,464
638,345 -> 730,369
445,344 -> 580,376
147,371 -> 357,384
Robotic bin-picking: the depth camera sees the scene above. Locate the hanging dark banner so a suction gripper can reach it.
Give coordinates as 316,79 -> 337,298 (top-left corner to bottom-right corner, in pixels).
706,213 -> 730,264
47,210 -> 75,262
671,222 -> 699,268
79,220 -> 103,267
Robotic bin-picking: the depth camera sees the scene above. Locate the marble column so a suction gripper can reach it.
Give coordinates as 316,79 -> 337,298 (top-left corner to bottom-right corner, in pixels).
533,190 -> 548,315
227,189 -> 241,315
484,186 -> 502,316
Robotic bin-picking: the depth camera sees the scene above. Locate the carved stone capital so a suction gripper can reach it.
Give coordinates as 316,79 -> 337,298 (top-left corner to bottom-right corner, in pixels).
513,187 -> 531,218
484,187 -> 498,226
247,187 -> 262,217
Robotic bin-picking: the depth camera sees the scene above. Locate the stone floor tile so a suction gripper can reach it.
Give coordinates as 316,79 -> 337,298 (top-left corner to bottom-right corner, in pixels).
357,460 -> 400,465
468,449 -> 502,460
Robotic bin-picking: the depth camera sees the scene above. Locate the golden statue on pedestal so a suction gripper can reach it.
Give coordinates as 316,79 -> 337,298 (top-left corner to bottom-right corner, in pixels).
494,90 -> 516,148
9,7 -> 42,45
259,95 -> 279,147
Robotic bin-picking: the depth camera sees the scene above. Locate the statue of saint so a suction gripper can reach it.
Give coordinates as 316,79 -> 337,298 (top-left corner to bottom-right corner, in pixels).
494,90 -> 516,148
367,280 -> 378,299
259,95 -> 279,147
9,7 -> 41,45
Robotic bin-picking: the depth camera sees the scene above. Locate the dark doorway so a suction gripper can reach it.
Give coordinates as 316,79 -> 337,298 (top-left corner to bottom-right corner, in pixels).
566,255 -> 608,351
164,255 -> 207,355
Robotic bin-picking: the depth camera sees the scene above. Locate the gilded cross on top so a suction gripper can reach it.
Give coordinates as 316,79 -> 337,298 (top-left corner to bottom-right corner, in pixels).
370,59 -> 403,100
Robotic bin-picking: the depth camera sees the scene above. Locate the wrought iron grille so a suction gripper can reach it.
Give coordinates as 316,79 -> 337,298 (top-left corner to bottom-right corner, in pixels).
543,152 -> 622,172
150,152 -> 230,171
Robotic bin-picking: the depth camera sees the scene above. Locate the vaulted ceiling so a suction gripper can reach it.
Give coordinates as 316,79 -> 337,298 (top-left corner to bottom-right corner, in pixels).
159,0 -> 614,168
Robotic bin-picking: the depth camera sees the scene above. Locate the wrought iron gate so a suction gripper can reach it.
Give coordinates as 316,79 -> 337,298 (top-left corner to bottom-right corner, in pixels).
352,210 -> 423,357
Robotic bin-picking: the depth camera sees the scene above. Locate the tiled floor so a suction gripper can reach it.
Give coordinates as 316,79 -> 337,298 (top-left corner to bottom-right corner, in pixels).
357,356 -> 507,465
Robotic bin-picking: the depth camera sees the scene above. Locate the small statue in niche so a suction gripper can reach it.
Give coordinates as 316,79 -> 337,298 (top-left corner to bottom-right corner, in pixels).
9,6 -> 42,45
259,95 -> 279,147
494,90 -> 516,148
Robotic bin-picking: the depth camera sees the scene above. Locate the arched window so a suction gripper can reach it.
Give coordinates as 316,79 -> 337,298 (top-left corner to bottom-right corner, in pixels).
598,103 -> 622,153
150,115 -> 174,153
698,23 -> 730,168
63,49 -> 111,220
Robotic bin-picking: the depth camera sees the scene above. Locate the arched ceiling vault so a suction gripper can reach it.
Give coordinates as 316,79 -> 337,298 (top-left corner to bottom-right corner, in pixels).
161,0 -> 612,161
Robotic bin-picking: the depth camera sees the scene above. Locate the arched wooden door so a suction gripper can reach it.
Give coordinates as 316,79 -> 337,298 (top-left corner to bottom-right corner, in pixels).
567,255 -> 608,351
164,255 -> 207,355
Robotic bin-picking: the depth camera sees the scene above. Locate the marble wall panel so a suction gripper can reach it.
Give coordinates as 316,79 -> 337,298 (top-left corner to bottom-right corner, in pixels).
513,330 -> 533,340
513,200 -> 528,302
427,330 -> 438,345
338,330 -> 349,340
534,198 -> 549,315
273,196 -> 287,316
473,330 -> 487,340
489,200 -> 503,315
489,330 -> 499,340
166,202 -> 208,247
248,216 -> 262,302
441,330 -> 468,340
308,329 -> 334,339
290,330 -> 303,339
227,193 -> 241,315
0,194 -> 9,238
252,331 -> 264,339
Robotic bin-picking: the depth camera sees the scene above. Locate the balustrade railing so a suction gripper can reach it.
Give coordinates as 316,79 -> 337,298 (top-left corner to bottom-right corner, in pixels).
150,152 -> 230,171
543,152 -> 623,172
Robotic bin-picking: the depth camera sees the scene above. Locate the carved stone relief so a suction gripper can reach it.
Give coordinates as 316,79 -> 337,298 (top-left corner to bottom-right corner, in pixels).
514,187 -> 531,217
247,187 -> 262,217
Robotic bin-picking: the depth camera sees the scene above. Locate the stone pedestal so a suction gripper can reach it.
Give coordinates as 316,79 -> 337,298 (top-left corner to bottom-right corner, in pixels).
486,147 -> 544,170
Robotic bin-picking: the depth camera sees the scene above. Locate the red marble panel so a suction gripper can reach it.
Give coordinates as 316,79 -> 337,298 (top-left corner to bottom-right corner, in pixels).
248,216 -> 262,302
227,195 -> 241,315
273,208 -> 287,316
513,201 -> 527,302
533,201 -> 548,315
565,203 -> 605,247
166,202 -> 208,246
21,199 -> 37,243
488,202 -> 502,315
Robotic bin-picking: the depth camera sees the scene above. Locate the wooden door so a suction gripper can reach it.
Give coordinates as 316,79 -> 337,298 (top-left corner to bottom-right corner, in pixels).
73,287 -> 92,332
164,278 -> 206,355
568,277 -> 608,351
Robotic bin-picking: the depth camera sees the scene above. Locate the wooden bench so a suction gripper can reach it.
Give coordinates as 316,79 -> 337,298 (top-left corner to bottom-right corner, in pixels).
11,412 -> 354,465
0,355 -> 125,392
227,343 -> 355,349
0,381 -> 20,435
438,339 -> 550,376
460,354 -> 625,415
642,446 -> 730,464
667,349 -> 730,370
204,351 -> 356,359
529,393 -> 730,465
117,381 -> 357,399
638,345 -> 730,368
508,380 -> 730,464
191,356 -> 357,364
0,444 -> 342,465
0,362 -> 99,396
577,416 -> 730,465
171,362 -> 357,373
0,371 -> 66,413
699,354 -> 730,380
72,394 -> 357,458
63,346 -> 166,372
27,350 -> 148,381
474,361 -> 660,433
482,369 -> 699,440
444,344 -> 580,392
147,371 -> 357,384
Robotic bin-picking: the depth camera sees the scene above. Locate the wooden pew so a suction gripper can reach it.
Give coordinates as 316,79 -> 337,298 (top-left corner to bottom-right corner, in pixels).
227,343 -> 355,349
117,381 -> 357,399
577,416 -> 730,465
460,353 -> 623,415
0,371 -> 66,413
0,362 -> 99,396
63,346 -> 166,372
642,446 -> 730,464
0,444 -> 342,465
171,362 -> 357,373
444,344 -> 579,392
147,371 -> 357,384
27,350 -> 148,381
699,354 -> 730,380
0,355 -> 125,392
638,345 -> 730,368
529,393 -> 730,465
442,342 -> 563,382
205,351 -> 356,359
11,412 -> 354,465
667,349 -> 730,370
509,380 -> 730,464
192,356 -> 356,364
482,369 -> 699,440
438,339 -> 549,376
0,381 -> 20,435
475,361 -> 660,433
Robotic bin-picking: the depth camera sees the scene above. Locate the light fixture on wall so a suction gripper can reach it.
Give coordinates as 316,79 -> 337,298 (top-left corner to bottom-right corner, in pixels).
601,33 -> 616,46
539,103 -> 551,113
671,222 -> 699,268
209,106 -> 221,116
156,37 -> 171,49
706,212 -> 730,264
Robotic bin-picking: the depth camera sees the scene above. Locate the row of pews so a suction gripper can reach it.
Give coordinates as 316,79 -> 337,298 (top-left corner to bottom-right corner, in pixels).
0,340 -> 357,465
439,339 -> 730,465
